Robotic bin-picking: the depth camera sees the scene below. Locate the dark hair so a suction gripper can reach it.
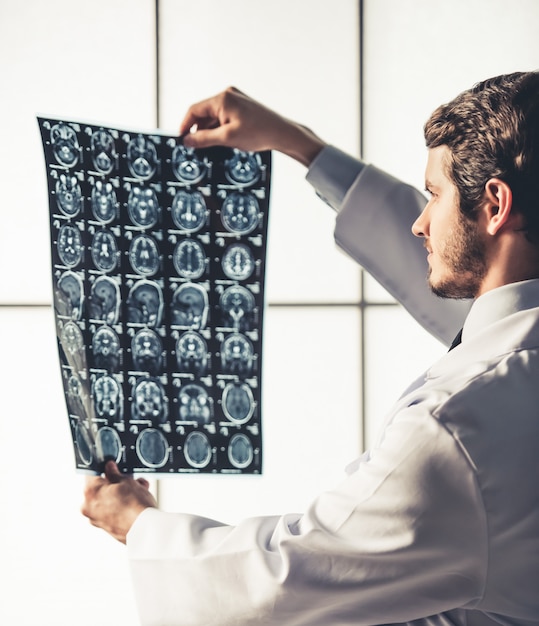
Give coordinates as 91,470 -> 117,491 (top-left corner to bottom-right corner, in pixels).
424,71 -> 539,240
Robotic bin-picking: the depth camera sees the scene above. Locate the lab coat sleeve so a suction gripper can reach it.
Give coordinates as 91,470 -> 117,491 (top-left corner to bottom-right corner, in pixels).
127,407 -> 486,626
306,146 -> 471,346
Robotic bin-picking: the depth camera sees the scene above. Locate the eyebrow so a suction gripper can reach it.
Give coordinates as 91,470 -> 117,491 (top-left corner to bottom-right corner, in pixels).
424,180 -> 439,193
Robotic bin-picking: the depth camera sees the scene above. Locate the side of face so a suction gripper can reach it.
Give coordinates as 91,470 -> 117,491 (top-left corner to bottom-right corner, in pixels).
412,145 -> 487,299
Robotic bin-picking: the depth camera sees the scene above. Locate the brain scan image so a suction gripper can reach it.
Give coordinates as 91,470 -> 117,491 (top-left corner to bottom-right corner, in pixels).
91,180 -> 118,223
171,145 -> 207,183
95,426 -> 122,463
228,433 -> 254,469
89,276 -> 120,325
170,283 -> 208,329
75,423 -> 94,466
127,135 -> 158,180
50,123 -> 80,167
176,331 -> 207,374
93,374 -> 123,421
41,117 -> 270,474
91,129 -> 117,174
55,174 -> 82,217
171,190 -> 207,232
60,320 -> 87,374
224,150 -> 261,186
173,239 -> 206,280
136,428 -> 169,468
57,271 -> 83,320
129,234 -> 160,276
67,373 -> 84,401
221,244 -> 255,281
178,383 -> 212,424
219,285 -> 255,331
128,187 -> 159,228
61,320 -> 84,355
221,334 -> 254,375
126,280 -> 163,327
221,192 -> 260,235
65,373 -> 90,422
92,326 -> 120,372
184,431 -> 212,468
57,224 -> 83,267
131,377 -> 168,424
222,382 -> 255,424
91,230 -> 118,273
131,328 -> 163,375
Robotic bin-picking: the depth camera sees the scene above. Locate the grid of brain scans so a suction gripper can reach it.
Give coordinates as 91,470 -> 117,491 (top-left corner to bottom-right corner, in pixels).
38,117 -> 271,474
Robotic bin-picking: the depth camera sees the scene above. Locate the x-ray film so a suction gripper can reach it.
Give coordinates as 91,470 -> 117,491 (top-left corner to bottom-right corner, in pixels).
38,117 -> 271,475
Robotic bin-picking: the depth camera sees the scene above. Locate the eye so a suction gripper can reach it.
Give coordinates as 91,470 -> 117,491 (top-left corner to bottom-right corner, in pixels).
425,187 -> 438,201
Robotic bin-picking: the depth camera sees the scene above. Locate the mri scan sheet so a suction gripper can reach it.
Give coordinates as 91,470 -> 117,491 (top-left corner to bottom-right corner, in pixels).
38,117 -> 271,475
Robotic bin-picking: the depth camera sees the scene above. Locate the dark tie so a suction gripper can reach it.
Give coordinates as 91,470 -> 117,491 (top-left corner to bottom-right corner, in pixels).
448,328 -> 463,351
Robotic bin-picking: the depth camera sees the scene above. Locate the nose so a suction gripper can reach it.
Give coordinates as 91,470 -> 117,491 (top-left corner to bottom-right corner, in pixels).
412,205 -> 429,238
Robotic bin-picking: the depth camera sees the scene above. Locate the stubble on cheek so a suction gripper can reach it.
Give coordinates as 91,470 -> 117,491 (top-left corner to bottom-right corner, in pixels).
428,223 -> 487,300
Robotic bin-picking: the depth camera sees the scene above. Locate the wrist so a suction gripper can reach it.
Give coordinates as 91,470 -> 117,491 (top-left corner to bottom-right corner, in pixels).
278,120 -> 326,167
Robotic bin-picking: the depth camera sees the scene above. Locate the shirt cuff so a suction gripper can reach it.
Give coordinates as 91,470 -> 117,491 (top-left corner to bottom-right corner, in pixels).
305,145 -> 365,212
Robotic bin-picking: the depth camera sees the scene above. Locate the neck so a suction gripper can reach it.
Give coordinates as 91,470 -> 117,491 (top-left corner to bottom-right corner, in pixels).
477,235 -> 539,297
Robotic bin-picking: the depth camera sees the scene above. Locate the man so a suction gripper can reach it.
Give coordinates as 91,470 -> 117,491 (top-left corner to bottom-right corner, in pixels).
82,72 -> 539,625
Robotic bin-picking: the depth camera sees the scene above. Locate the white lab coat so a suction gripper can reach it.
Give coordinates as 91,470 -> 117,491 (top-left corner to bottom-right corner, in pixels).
127,146 -> 539,625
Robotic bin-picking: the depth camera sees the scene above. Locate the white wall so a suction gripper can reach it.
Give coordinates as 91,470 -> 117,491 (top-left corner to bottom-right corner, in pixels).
0,0 -> 538,624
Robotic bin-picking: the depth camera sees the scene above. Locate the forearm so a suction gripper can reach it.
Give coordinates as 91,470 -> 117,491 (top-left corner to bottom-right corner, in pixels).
271,119 -> 326,167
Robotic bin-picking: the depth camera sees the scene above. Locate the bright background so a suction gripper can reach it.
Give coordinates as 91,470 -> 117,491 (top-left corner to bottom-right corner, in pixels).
0,1 -> 537,623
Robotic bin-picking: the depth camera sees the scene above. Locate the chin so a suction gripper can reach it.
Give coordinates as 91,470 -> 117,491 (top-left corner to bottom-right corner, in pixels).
429,277 -> 477,300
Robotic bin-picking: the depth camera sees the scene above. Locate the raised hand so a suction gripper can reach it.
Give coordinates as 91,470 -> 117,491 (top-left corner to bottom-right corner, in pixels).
180,86 -> 326,166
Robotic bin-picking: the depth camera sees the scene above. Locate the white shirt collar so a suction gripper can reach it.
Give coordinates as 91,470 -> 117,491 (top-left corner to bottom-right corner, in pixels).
424,279 -> 539,381
462,279 -> 539,343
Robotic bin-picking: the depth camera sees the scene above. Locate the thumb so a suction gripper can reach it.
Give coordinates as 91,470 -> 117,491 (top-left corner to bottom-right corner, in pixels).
104,460 -> 124,483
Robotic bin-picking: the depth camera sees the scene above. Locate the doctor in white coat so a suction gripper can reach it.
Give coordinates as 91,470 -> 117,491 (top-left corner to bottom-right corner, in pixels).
82,71 -> 539,626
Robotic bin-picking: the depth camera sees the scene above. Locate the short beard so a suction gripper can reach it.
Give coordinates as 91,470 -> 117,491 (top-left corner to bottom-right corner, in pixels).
429,215 -> 487,300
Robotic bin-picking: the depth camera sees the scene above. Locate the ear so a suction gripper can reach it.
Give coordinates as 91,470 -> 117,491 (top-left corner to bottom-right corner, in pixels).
483,178 -> 516,236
